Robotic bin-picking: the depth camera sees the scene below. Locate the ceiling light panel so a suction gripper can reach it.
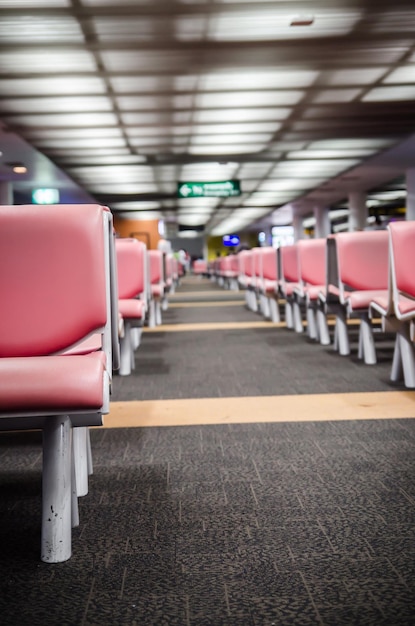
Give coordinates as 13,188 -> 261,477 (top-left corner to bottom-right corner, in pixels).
100,50 -> 191,73
110,75 -> 199,92
3,112 -> 118,127
271,159 -> 359,177
308,139 -> 395,150
0,51 -> 97,73
93,17 -> 157,42
178,198 -> 220,209
0,15 -> 83,43
116,95 -> 194,110
191,134 -> 272,145
34,138 -> 127,150
322,68 -> 388,86
0,96 -> 113,114
383,66 -> 415,84
87,183 -> 158,194
287,149 -> 376,159
256,179 -> 325,192
0,0 -> 69,5
70,165 -> 155,184
180,163 -> 239,179
23,127 -> 124,140
194,108 -> 291,123
191,10 -> 360,41
237,163 -> 274,177
122,112 -> 193,125
0,77 -> 107,97
111,202 -> 161,211
193,123 -> 281,135
195,91 -> 304,107
197,70 -> 319,90
60,155 -> 147,166
311,89 -> 362,103
189,144 -> 267,155
363,86 -> 415,101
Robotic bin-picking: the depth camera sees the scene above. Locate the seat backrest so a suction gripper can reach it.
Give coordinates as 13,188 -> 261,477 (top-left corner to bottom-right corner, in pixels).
261,247 -> 278,281
280,244 -> 299,283
389,221 -> 415,299
0,204 -> 108,358
148,249 -> 163,285
297,238 -> 326,286
243,250 -> 254,278
252,247 -> 262,279
335,230 -> 389,291
115,238 -> 147,299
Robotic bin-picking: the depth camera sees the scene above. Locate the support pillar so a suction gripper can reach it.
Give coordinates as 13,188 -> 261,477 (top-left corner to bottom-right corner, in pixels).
0,182 -> 12,205
292,212 -> 304,242
348,192 -> 367,231
314,205 -> 330,238
406,168 -> 415,221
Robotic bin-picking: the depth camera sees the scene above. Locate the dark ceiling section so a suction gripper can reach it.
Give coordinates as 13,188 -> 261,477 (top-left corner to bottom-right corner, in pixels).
0,0 -> 415,233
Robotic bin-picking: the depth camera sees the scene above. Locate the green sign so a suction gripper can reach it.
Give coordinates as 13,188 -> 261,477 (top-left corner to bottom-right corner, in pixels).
177,180 -> 241,198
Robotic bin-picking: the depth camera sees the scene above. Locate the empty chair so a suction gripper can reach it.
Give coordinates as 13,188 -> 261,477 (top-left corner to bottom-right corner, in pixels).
371,221 -> 415,387
148,249 -> 165,327
278,244 -> 301,331
0,203 -> 117,562
325,230 -> 389,364
238,249 -> 257,311
116,237 -> 148,376
257,247 -> 280,322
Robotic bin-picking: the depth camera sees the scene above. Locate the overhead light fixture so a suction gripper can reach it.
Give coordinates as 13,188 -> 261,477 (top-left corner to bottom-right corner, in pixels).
8,162 -> 27,174
290,16 -> 314,26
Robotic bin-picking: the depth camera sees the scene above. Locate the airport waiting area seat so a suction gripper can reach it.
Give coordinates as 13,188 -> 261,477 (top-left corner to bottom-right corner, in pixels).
148,249 -> 165,327
115,237 -> 148,376
256,247 -> 281,323
278,244 -> 301,331
0,203 -> 119,563
294,238 -> 330,345
370,221 -> 415,387
325,230 -> 389,364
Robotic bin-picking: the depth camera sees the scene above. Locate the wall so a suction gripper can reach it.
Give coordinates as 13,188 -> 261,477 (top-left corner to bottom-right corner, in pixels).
113,217 -> 161,250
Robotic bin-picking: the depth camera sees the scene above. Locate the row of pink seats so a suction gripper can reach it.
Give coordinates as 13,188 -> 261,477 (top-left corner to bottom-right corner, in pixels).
115,241 -> 179,376
0,203 -> 120,563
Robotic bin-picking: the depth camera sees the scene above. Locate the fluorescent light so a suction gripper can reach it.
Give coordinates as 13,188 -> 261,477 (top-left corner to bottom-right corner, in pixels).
194,108 -> 291,123
384,66 -> 415,84
363,86 -> 415,101
198,70 -> 318,90
189,144 -> 267,155
196,91 -> 304,107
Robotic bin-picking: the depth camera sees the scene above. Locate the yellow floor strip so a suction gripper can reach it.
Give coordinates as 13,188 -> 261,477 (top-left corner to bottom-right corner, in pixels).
169,291 -> 241,299
104,391 -> 415,428
144,321 -> 285,332
168,301 -> 244,308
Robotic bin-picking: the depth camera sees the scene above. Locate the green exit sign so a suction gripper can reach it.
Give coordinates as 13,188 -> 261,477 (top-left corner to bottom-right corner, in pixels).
177,180 -> 241,198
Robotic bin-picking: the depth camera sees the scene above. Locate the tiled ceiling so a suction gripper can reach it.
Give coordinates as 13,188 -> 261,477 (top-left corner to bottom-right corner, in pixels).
0,0 -> 415,234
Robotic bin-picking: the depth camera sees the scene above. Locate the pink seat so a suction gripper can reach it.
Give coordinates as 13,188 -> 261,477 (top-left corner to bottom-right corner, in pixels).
148,249 -> 165,327
115,238 -> 148,376
294,239 -> 329,343
256,247 -> 280,322
278,244 -> 300,330
193,259 -> 207,275
326,230 -> 389,364
371,221 -> 415,387
0,203 -> 117,563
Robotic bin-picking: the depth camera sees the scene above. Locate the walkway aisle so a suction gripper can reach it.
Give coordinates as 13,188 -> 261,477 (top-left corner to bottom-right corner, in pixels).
1,275 -> 415,625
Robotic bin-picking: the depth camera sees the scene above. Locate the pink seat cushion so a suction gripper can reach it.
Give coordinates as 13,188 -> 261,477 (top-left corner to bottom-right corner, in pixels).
396,295 -> 415,317
151,284 -> 163,298
0,352 -> 105,412
118,298 -> 146,320
61,334 -> 102,355
347,289 -> 389,311
263,279 -> 278,293
303,284 -> 325,301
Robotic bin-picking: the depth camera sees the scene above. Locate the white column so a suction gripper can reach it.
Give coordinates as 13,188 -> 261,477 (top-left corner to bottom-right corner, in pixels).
292,212 -> 304,241
0,182 -> 12,205
406,168 -> 415,221
314,205 -> 330,238
348,191 -> 367,231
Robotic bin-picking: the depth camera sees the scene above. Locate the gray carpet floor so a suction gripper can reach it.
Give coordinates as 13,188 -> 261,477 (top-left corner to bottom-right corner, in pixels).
1,277 -> 414,625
